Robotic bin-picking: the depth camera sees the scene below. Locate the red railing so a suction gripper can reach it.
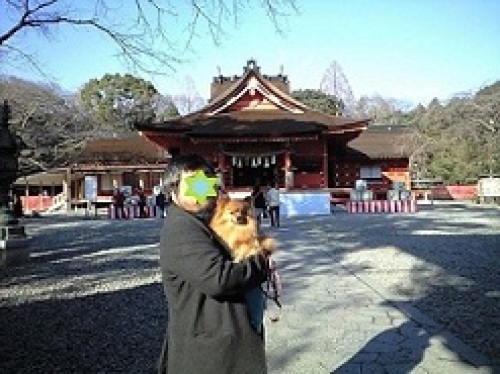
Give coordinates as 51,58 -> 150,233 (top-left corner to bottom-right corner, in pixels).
431,185 -> 477,200
20,196 -> 54,212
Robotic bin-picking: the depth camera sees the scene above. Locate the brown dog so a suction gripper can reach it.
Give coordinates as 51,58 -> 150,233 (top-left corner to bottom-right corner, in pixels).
210,197 -> 276,262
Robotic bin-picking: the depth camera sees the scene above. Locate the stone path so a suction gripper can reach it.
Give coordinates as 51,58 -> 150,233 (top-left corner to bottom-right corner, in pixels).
266,203 -> 500,373
0,202 -> 499,373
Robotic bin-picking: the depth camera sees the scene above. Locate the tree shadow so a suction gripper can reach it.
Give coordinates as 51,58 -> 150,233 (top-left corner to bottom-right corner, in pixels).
0,283 -> 167,373
332,320 -> 431,373
1,205 -> 499,372
1,215 -> 163,282
265,202 -> 499,371
1,214 -> 168,372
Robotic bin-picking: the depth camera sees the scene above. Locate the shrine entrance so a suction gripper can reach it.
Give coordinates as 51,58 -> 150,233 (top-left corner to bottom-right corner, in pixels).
228,154 -> 280,187
232,164 -> 277,187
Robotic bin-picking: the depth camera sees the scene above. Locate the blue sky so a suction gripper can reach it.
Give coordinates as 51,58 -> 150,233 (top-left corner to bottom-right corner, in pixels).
2,0 -> 500,107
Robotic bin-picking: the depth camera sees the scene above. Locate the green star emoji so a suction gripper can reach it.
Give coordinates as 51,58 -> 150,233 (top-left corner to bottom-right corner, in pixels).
184,170 -> 219,204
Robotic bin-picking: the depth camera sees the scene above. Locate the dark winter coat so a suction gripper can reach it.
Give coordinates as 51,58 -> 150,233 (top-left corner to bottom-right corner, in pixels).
155,192 -> 167,208
158,204 -> 268,374
252,189 -> 267,209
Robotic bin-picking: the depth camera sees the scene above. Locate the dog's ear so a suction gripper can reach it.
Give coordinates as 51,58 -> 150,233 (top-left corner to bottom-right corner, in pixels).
217,196 -> 231,206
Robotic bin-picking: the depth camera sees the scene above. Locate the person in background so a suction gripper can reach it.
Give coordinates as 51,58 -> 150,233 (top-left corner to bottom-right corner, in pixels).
12,192 -> 24,219
113,188 -> 126,219
138,189 -> 147,218
155,190 -> 167,218
251,184 -> 267,228
158,154 -> 269,374
266,182 -> 280,227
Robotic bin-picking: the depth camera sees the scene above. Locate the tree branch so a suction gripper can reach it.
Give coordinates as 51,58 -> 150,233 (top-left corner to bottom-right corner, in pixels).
1,1 -> 296,78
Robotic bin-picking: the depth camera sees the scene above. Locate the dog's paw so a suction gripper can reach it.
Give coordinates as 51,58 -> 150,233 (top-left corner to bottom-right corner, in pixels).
259,236 -> 277,254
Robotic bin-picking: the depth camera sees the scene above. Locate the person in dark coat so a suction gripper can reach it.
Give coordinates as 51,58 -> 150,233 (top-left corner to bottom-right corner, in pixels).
251,184 -> 267,227
158,154 -> 269,374
112,189 -> 126,219
138,189 -> 147,218
12,192 -> 24,218
155,190 -> 167,218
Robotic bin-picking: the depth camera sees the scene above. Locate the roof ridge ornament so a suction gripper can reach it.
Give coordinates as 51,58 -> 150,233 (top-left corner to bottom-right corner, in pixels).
245,59 -> 259,73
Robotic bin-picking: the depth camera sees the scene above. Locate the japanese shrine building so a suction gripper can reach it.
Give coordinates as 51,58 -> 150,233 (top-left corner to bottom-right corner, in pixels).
137,59 -> 411,196
14,60 -> 411,214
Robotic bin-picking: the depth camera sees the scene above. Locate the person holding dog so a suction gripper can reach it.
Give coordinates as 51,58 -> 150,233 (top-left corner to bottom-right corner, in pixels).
157,154 -> 269,374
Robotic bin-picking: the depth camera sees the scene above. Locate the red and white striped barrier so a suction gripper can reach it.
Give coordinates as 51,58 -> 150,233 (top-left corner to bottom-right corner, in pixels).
108,205 -> 158,219
347,200 -> 417,214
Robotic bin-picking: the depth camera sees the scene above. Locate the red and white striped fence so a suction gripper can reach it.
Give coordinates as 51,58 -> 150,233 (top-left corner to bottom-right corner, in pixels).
347,200 -> 418,214
108,205 -> 161,219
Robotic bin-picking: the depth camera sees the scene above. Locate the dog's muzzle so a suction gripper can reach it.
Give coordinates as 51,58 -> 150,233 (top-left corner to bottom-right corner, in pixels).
235,215 -> 248,225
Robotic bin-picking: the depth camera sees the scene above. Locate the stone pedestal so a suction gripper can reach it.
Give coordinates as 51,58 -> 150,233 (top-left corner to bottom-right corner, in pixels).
0,224 -> 31,267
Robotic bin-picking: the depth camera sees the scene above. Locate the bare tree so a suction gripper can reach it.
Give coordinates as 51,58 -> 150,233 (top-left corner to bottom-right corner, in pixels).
172,75 -> 205,115
320,60 -> 355,115
0,76 -> 95,172
353,94 -> 410,124
1,0 -> 296,76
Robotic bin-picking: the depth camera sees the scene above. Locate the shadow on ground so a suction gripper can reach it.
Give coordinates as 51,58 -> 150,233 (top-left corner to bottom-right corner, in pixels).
268,203 -> 499,371
0,283 -> 167,373
1,205 -> 499,372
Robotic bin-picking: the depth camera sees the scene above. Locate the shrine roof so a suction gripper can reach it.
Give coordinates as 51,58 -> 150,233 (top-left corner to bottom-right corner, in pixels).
70,135 -> 167,165
347,126 -> 412,158
136,59 -> 370,137
139,109 -> 369,137
64,126 -> 411,166
205,62 -> 307,114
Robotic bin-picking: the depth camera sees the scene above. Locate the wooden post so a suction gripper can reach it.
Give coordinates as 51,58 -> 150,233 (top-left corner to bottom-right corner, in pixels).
323,141 -> 328,188
65,167 -> 72,212
284,151 -> 291,170
24,176 -> 28,197
284,151 -> 294,190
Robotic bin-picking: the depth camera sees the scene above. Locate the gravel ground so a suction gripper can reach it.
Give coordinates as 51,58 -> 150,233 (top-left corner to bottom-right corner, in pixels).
0,215 -> 166,373
0,202 -> 499,373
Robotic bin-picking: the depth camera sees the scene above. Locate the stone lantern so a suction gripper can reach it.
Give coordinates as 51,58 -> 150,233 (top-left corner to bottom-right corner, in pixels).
0,100 -> 30,266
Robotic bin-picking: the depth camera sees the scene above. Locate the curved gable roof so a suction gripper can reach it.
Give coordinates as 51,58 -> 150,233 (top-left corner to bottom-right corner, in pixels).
136,60 -> 371,138
205,68 -> 308,115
